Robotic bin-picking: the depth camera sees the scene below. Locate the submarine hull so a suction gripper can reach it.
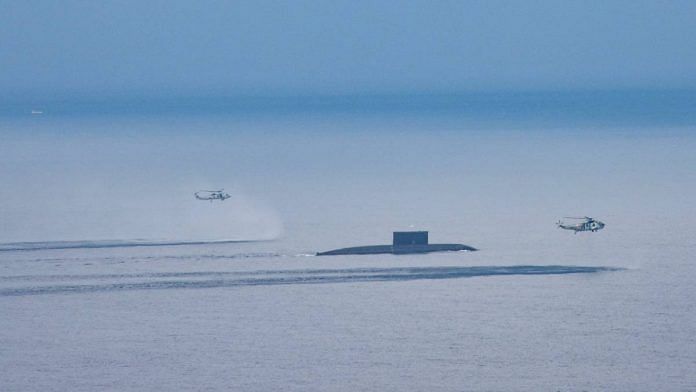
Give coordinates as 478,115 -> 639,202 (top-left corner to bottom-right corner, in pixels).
316,243 -> 477,256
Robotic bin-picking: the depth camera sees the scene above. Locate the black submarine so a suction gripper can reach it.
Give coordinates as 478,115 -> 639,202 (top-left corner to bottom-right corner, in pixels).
317,231 -> 477,256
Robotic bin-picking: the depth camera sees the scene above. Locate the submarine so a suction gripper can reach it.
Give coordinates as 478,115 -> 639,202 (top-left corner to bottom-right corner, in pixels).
316,231 -> 477,256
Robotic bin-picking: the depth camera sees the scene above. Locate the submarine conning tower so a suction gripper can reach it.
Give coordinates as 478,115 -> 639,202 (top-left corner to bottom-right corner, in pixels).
316,230 -> 476,256
393,231 -> 428,246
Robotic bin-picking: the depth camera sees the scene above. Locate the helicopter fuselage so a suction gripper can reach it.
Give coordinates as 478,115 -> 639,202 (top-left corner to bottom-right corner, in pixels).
557,218 -> 605,233
194,190 -> 231,201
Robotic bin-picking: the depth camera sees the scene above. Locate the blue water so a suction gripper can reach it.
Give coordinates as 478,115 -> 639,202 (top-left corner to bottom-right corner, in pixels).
4,90 -> 696,128
1,99 -> 695,390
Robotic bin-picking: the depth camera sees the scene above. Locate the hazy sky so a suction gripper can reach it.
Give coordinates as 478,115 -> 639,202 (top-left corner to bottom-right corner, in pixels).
2,0 -> 696,101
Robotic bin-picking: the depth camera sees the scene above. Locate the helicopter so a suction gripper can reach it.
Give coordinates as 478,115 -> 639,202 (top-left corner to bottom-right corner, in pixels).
194,189 -> 231,202
557,216 -> 605,234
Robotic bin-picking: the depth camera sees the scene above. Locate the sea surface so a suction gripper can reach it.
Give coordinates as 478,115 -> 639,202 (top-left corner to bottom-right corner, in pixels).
1,95 -> 695,390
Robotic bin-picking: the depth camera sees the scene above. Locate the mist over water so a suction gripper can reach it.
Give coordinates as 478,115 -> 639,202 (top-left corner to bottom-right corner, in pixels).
1,117 -> 287,243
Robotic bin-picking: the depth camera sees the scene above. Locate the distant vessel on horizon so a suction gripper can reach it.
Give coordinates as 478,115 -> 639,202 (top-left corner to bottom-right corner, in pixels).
317,231 -> 476,256
30,109 -> 43,115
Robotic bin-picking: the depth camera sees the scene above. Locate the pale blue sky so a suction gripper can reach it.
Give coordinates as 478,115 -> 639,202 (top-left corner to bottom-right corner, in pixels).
2,0 -> 696,102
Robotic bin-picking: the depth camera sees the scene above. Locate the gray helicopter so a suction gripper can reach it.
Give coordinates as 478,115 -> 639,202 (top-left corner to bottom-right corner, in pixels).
557,216 -> 605,234
194,189 -> 231,202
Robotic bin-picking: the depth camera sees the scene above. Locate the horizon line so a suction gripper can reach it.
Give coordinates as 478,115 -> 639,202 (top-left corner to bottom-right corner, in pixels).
3,87 -> 696,106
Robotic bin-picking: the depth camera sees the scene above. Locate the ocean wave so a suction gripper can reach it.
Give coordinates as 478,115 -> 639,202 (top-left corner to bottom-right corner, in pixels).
0,238 -> 269,252
0,265 -> 621,296
4,252 -> 282,265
